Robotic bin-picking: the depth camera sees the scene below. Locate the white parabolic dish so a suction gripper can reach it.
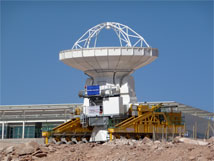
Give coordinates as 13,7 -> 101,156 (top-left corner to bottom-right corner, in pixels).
59,47 -> 158,78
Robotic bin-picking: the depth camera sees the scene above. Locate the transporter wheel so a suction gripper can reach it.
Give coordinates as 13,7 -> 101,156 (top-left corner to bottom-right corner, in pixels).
86,136 -> 90,142
125,134 -> 131,139
71,137 -> 78,144
65,136 -> 71,142
76,136 -> 82,142
54,137 -> 67,144
115,134 -> 121,139
54,137 -> 61,143
135,135 -> 141,140
144,134 -> 152,139
82,137 -> 89,143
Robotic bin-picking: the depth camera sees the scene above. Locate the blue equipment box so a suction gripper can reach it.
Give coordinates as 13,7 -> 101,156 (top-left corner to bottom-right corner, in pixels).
87,85 -> 100,95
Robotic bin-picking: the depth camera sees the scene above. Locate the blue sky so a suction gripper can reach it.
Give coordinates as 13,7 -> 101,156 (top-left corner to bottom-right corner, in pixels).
1,1 -> 213,112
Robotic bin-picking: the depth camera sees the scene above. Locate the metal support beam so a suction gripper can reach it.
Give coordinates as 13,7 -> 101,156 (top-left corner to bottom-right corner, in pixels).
22,121 -> 25,139
1,122 -> 4,139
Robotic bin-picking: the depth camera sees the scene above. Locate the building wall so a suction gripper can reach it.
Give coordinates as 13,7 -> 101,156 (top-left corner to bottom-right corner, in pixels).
0,122 -> 63,139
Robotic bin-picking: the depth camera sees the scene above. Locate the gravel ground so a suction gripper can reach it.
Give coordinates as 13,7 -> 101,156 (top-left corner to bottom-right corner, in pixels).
0,137 -> 214,161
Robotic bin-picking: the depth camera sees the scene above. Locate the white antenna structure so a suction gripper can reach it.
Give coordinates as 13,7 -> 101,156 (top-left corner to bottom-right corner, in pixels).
72,22 -> 150,49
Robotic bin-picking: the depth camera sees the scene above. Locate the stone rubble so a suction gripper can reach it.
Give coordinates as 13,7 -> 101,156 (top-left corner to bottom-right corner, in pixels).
0,137 -> 213,161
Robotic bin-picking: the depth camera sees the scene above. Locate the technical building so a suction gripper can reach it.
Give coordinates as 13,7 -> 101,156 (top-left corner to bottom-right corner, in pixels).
0,101 -> 213,140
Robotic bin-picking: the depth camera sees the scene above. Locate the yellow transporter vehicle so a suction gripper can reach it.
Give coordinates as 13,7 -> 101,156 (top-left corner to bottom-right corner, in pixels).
42,108 -> 93,144
108,103 -> 185,141
43,103 -> 185,144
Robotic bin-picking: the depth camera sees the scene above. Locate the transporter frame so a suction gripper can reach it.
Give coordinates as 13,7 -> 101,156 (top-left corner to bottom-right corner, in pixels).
43,102 -> 185,144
